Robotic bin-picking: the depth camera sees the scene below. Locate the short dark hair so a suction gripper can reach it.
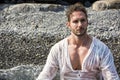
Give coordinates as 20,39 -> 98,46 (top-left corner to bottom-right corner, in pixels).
66,3 -> 87,21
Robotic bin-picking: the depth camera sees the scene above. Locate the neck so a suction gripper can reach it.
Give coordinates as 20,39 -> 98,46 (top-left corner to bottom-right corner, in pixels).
68,34 -> 91,47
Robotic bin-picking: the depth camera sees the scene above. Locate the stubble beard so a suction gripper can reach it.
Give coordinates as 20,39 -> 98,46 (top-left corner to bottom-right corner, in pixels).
73,28 -> 87,37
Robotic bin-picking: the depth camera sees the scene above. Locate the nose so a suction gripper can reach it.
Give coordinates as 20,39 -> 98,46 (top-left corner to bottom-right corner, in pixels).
78,21 -> 82,27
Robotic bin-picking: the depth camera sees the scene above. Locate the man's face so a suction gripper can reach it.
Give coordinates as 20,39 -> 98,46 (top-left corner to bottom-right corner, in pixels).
67,11 -> 88,37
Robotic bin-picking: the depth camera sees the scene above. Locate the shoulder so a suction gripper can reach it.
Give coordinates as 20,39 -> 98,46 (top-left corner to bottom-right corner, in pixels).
50,38 -> 67,52
93,37 -> 112,57
48,38 -> 67,60
52,38 -> 67,49
93,37 -> 108,50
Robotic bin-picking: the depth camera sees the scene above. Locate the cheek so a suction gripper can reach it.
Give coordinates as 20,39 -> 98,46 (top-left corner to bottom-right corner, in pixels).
71,24 -> 76,27
83,22 -> 88,27
70,22 -> 77,27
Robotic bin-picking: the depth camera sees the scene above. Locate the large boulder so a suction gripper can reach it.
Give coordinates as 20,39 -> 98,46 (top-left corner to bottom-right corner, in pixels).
0,3 -> 120,80
92,0 -> 120,11
0,3 -> 68,69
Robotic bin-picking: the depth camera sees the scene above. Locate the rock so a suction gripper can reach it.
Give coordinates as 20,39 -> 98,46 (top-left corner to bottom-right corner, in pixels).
0,0 -> 97,6
0,65 -> 43,80
92,0 -> 120,11
107,0 -> 120,9
0,65 -> 60,80
0,3 -> 68,69
92,0 -> 108,11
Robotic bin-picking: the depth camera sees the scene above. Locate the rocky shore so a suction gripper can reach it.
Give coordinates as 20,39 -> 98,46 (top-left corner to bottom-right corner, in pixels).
0,3 -> 120,80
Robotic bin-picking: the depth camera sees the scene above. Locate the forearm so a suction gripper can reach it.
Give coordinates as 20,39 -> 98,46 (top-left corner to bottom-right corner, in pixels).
36,65 -> 58,80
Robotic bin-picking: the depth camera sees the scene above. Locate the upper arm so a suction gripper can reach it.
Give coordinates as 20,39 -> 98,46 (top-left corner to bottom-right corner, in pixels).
100,47 -> 119,80
36,45 -> 59,80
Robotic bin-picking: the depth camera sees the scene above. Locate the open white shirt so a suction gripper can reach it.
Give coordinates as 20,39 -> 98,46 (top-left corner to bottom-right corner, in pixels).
36,37 -> 120,80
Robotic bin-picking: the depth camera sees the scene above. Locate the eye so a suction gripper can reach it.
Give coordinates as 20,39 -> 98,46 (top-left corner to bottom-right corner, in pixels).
80,19 -> 86,23
73,20 -> 79,23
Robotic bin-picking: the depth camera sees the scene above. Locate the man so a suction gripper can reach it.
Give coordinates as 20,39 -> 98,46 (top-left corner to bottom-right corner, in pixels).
36,3 -> 120,80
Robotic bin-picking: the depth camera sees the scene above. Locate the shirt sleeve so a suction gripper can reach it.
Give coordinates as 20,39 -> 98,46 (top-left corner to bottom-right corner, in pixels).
36,45 -> 59,80
100,47 -> 120,80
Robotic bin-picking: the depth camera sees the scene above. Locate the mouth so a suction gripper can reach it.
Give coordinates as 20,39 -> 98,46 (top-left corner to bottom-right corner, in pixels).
75,28 -> 87,35
77,28 -> 85,32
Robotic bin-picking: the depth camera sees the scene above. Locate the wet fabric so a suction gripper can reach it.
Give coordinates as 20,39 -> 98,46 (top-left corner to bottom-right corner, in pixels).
36,37 -> 120,80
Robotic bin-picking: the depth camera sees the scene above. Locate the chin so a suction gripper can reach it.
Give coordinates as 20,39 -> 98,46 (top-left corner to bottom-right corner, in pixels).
76,32 -> 86,37
77,34 -> 85,37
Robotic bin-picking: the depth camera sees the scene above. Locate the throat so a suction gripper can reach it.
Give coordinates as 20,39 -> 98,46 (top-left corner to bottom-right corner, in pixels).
69,35 -> 92,47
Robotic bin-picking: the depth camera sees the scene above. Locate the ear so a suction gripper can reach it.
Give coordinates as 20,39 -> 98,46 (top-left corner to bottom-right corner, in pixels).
66,22 -> 70,28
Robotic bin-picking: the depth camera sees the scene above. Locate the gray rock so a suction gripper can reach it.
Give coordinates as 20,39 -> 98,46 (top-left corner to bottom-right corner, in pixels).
0,3 -> 69,69
0,65 -> 60,80
92,0 -> 120,11
0,65 -> 43,80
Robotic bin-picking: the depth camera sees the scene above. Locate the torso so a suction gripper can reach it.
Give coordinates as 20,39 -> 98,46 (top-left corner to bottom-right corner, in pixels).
67,36 -> 92,70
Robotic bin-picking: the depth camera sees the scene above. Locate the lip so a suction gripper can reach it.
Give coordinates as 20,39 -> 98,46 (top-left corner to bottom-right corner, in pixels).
77,28 -> 84,31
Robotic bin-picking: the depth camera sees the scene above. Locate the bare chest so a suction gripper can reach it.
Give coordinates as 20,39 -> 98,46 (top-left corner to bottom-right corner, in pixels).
68,46 -> 89,70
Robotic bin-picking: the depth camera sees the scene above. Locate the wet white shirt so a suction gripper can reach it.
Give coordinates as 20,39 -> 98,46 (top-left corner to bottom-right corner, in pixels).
36,37 -> 120,80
